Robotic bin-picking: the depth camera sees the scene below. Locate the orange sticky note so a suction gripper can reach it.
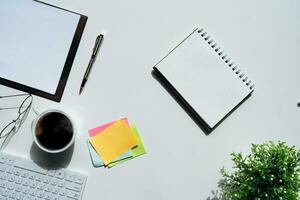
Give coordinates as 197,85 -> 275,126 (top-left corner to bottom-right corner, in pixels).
90,119 -> 137,165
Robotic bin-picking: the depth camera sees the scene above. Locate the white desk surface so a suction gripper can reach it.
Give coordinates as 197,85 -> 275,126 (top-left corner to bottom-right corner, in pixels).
1,0 -> 300,199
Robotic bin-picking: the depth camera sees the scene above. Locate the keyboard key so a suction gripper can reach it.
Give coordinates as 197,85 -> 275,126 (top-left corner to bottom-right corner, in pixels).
65,173 -> 75,182
59,189 -> 66,196
7,182 -> 14,190
36,191 -> 44,199
18,194 -> 25,200
7,157 -> 14,165
9,191 -> 17,199
23,180 -> 29,186
67,190 -> 80,199
24,195 -> 31,200
37,190 -> 44,198
53,195 -> 61,200
37,183 -> 46,190
15,185 -> 22,192
0,173 -> 6,180
13,168 -> 21,176
22,187 -> 29,194
16,177 -> 23,184
0,154 -> 7,163
0,182 -> 7,188
48,170 -> 56,177
15,193 -> 21,200
30,181 -> 37,188
29,173 -> 36,180
21,171 -> 29,178
52,187 -> 59,194
55,170 -> 65,179
36,174 -> 43,182
57,181 -> 65,188
6,166 -> 13,174
43,176 -> 51,184
29,188 -> 37,196
74,176 -> 84,185
8,175 -> 15,182
51,179 -> 58,186
45,193 -> 52,200
0,164 -> 6,172
66,182 -> 82,192
45,185 -> 53,192
3,189 -> 9,197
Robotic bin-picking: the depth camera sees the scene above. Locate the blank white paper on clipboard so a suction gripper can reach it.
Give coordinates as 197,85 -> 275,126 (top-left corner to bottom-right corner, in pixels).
0,0 -> 87,101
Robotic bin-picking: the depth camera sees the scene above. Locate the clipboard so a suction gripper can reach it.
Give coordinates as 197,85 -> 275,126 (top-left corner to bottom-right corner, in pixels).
0,0 -> 87,102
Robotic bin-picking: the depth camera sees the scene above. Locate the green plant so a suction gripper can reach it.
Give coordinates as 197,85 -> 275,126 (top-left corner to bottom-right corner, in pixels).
218,141 -> 300,200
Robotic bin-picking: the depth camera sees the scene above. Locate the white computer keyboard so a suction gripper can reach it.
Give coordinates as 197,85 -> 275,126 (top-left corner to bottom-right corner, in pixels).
0,152 -> 87,200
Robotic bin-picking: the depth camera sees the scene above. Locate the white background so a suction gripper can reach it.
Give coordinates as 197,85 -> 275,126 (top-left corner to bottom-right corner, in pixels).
1,0 -> 300,199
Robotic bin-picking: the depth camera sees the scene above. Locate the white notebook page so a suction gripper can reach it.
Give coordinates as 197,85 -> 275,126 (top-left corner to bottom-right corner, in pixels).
0,0 -> 80,94
156,30 -> 252,128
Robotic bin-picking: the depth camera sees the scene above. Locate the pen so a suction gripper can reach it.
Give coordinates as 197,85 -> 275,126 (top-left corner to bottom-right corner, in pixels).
79,34 -> 104,95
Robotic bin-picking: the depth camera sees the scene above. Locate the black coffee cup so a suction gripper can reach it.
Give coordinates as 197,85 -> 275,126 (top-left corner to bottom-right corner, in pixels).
32,110 -> 75,153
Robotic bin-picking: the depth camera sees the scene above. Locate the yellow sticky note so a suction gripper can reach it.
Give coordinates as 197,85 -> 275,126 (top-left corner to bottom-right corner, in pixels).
107,125 -> 146,168
90,119 -> 137,165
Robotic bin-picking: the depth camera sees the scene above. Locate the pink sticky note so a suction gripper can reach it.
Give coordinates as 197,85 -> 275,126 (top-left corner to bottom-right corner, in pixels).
88,118 -> 129,137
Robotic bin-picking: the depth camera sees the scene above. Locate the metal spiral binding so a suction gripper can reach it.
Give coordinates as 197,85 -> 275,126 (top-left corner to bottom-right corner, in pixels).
197,28 -> 255,90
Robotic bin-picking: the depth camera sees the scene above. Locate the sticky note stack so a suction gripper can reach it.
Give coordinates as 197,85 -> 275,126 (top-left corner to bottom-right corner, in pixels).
87,118 -> 146,168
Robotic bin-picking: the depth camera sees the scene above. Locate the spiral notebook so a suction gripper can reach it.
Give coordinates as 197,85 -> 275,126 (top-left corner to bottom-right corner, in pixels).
153,28 -> 254,133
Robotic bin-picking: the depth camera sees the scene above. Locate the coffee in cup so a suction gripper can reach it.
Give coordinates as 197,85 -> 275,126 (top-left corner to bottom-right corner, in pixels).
32,110 -> 75,153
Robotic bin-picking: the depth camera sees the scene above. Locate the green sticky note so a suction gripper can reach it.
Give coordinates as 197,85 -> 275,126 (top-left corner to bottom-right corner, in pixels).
131,126 -> 146,157
107,125 -> 146,168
